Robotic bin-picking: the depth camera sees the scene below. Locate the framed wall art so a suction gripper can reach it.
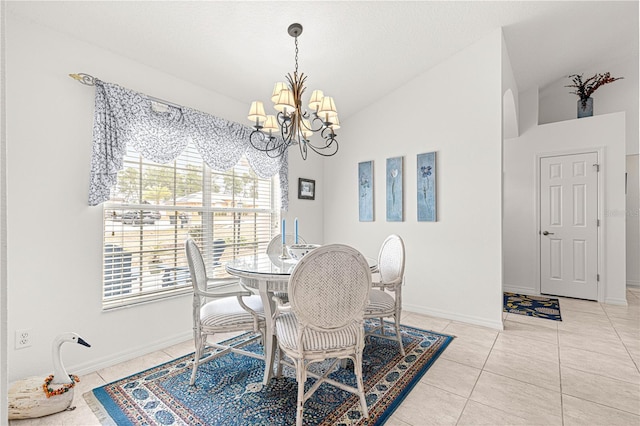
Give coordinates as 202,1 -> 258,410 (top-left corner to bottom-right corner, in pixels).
298,178 -> 315,200
386,156 -> 404,221
358,161 -> 374,221
417,152 -> 437,221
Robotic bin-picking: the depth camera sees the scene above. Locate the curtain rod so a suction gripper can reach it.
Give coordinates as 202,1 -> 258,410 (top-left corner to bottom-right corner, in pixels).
69,73 -> 183,109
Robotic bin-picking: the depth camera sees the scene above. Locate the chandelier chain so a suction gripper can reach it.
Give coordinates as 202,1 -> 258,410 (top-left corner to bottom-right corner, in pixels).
294,36 -> 299,76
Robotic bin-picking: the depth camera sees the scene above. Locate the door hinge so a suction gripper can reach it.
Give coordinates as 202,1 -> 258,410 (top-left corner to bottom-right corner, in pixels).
597,219 -> 600,227
593,163 -> 600,172
597,274 -> 600,282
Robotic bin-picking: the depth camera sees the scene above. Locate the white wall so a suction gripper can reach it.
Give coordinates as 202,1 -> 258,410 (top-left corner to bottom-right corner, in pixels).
1,0 -> 9,419
502,32 -> 519,139
324,30 -> 504,330
285,153 -> 324,244
627,154 -> 640,287
4,14 -> 318,382
503,112 -> 627,304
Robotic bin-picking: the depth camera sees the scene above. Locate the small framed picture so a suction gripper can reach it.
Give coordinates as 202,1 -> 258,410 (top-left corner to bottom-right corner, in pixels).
298,178 -> 316,200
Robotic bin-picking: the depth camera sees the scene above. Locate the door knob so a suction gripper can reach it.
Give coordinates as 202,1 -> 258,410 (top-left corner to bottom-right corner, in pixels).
542,231 -> 554,236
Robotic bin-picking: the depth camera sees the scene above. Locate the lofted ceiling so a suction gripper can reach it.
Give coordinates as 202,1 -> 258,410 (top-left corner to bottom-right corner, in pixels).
7,1 -> 638,119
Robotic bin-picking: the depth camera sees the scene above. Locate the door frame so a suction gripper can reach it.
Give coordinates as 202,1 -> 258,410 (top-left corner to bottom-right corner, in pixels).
534,147 -> 605,302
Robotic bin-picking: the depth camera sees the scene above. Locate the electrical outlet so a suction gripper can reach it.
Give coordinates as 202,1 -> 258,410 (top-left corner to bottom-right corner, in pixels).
15,329 -> 32,349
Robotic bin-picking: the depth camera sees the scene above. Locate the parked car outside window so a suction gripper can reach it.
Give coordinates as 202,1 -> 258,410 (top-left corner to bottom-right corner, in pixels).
122,210 -> 159,224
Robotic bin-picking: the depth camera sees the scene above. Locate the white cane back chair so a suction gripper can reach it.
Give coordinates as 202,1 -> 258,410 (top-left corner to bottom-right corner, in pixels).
266,234 -> 307,258
266,234 -> 307,301
185,238 -> 266,386
364,234 -> 406,355
273,244 -> 372,426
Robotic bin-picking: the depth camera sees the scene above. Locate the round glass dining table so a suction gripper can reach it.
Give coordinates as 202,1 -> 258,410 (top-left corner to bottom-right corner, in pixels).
225,253 -> 377,385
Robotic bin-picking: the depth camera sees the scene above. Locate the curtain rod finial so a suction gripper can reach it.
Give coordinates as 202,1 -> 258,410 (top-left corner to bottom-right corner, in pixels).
69,73 -> 95,86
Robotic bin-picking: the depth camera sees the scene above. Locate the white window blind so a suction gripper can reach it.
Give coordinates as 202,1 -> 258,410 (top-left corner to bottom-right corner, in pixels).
103,143 -> 278,309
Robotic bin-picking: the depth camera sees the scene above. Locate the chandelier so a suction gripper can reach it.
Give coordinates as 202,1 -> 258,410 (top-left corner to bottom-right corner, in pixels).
248,23 -> 339,160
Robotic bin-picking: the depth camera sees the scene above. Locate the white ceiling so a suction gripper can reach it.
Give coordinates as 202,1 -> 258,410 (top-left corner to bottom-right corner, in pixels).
7,1 -> 639,119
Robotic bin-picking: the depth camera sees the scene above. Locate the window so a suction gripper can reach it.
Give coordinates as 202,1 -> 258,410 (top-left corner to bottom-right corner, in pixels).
103,143 -> 278,309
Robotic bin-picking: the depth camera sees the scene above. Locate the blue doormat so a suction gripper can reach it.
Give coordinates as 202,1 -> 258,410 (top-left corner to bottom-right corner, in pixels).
504,292 -> 562,321
84,321 -> 453,425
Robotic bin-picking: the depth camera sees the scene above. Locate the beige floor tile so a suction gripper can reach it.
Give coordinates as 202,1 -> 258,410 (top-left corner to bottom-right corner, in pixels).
441,322 -> 498,348
557,297 -> 605,315
401,312 -> 452,333
560,307 -> 612,324
483,348 -> 560,391
558,329 -> 631,358
559,345 -> 640,385
457,400 -> 530,425
96,349 -> 174,384
492,332 -> 559,362
628,347 -> 640,369
382,416 -> 413,426
421,358 -> 481,398
609,316 -> 640,334
439,338 -> 493,370
390,382 -> 467,426
603,304 -> 640,320
469,371 -> 562,425
161,338 -> 195,358
503,311 -> 559,330
618,329 -> 640,351
72,372 -> 106,406
561,366 -> 640,416
502,319 -> 559,345
557,318 -> 617,336
562,394 -> 640,426
60,403 -> 101,426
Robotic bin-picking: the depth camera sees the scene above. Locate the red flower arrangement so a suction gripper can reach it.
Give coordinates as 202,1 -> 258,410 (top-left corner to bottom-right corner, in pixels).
566,72 -> 623,108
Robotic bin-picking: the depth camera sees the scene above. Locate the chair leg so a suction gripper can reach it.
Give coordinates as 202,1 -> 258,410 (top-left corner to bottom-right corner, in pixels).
379,317 -> 385,335
394,314 -> 405,356
354,350 -> 369,419
190,331 -> 203,386
276,347 -> 283,377
295,358 -> 306,426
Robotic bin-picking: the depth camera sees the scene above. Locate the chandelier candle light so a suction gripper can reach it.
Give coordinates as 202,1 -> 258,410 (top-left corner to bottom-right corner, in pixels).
248,23 -> 339,160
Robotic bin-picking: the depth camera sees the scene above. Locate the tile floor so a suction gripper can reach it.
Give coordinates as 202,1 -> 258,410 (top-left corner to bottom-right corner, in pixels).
10,288 -> 640,425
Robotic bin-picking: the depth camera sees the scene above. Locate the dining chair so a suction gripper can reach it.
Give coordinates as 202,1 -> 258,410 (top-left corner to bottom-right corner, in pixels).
364,234 -> 406,355
266,234 -> 307,301
273,244 -> 371,426
185,238 -> 266,386
266,234 -> 307,258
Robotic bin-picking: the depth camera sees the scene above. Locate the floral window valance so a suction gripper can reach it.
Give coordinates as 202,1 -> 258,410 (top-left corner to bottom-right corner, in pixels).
89,80 -> 288,209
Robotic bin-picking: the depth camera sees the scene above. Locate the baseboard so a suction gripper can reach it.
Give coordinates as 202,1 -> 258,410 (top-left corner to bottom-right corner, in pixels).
67,330 -> 193,377
627,280 -> 640,288
403,303 -> 504,331
604,297 -> 628,306
503,285 -> 537,296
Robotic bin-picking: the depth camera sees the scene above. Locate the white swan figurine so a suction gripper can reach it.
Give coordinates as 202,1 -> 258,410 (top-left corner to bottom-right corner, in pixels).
8,332 -> 91,419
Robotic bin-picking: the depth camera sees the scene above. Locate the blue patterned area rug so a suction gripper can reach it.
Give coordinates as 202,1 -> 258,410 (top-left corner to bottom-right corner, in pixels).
504,292 -> 562,321
84,321 -> 453,425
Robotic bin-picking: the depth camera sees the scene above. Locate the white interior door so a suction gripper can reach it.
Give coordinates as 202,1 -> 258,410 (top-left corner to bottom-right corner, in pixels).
540,152 -> 598,300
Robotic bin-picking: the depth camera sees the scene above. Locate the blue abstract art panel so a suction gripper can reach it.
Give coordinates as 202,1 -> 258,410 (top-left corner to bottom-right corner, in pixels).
417,152 -> 437,221
386,157 -> 403,222
358,161 -> 374,222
